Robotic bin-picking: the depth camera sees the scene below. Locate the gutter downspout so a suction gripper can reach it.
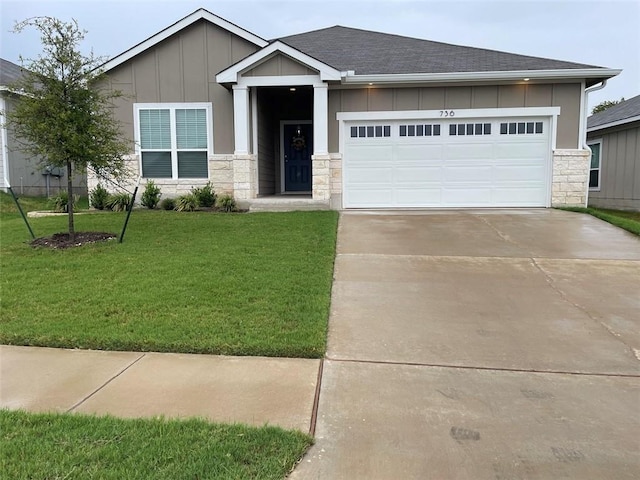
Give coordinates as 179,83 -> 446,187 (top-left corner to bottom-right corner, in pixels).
581,80 -> 607,207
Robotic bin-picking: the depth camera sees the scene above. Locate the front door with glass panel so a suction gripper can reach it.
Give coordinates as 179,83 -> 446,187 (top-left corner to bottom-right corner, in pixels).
283,123 -> 313,192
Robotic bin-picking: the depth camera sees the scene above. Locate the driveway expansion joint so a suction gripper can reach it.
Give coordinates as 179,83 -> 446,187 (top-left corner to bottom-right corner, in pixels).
325,356 -> 640,378
65,353 -> 147,413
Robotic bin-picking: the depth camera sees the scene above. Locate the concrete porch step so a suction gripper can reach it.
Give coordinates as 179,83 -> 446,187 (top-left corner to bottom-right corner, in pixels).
243,196 -> 330,212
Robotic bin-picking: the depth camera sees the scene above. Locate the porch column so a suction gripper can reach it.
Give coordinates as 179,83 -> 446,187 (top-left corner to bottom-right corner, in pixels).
313,84 -> 328,154
233,85 -> 250,154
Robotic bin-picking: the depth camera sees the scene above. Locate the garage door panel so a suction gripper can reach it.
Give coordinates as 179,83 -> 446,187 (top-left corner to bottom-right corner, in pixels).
395,188 -> 442,205
444,143 -> 495,160
395,167 -> 443,182
343,116 -> 550,208
443,166 -> 493,182
346,167 -> 394,184
493,165 -> 546,181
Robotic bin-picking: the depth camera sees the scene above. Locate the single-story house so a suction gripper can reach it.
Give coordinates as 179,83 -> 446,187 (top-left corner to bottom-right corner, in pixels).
587,94 -> 640,211
0,58 -> 87,196
91,8 -> 620,209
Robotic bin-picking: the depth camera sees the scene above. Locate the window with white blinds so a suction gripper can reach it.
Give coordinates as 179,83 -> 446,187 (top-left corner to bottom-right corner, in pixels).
135,103 -> 212,179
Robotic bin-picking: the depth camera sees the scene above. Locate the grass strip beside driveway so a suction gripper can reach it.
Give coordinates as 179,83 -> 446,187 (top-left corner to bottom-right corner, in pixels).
0,410 -> 312,480
559,207 -> 640,236
1,207 -> 338,358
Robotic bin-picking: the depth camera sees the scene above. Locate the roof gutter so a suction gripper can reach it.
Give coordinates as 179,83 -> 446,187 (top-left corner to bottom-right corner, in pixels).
582,80 -> 608,207
341,68 -> 622,85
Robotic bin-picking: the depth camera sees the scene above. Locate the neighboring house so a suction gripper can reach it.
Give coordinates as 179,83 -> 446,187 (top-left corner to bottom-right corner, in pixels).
91,8 -> 620,209
0,58 -> 87,196
587,95 -> 640,211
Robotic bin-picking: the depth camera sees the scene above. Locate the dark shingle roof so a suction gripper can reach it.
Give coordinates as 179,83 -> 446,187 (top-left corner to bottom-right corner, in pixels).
0,58 -> 28,87
278,26 -> 600,75
588,94 -> 640,129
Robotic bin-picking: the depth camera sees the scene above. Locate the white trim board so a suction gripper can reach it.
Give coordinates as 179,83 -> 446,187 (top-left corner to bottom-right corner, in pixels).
101,8 -> 267,72
337,107 -> 561,122
217,41 -> 342,84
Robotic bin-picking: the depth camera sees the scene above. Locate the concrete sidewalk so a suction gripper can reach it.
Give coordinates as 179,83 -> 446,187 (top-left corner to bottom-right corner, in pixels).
0,345 -> 320,432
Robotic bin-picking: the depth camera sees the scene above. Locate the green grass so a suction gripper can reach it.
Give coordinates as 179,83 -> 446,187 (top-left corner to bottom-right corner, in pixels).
0,410 -> 312,479
0,193 -> 338,357
0,192 -> 89,214
559,206 -> 640,235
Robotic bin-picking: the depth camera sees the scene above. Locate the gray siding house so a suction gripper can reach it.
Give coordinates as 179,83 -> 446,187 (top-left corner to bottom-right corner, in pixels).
0,58 -> 87,196
587,94 -> 640,211
91,8 -> 620,209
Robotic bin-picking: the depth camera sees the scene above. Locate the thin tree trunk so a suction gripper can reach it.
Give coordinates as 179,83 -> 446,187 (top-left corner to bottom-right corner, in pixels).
66,160 -> 75,240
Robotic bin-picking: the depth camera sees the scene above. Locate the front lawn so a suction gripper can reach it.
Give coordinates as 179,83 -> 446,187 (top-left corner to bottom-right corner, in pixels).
0,410 -> 312,479
560,206 -> 640,236
0,198 -> 338,357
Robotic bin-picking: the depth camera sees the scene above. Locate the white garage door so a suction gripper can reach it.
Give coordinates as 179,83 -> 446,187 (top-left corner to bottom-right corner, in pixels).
343,117 -> 551,208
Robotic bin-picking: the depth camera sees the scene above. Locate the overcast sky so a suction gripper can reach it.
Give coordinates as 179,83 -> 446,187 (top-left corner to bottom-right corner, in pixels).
1,0 -> 638,111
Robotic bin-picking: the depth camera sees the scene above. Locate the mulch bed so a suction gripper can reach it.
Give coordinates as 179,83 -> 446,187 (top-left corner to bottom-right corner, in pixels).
30,232 -> 117,249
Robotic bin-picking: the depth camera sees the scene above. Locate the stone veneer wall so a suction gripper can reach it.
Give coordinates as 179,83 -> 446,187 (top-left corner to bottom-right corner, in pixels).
87,154 -> 235,205
231,154 -> 257,200
329,154 -> 343,209
551,149 -> 590,207
312,154 -> 332,201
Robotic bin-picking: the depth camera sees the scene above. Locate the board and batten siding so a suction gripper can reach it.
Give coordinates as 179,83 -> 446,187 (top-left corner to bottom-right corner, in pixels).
257,92 -> 276,195
242,54 -> 318,77
103,19 -> 260,154
588,122 -> 640,210
328,83 -> 582,152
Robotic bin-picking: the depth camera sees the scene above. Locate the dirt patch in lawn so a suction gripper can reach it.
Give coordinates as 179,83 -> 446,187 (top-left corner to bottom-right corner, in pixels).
30,232 -> 117,249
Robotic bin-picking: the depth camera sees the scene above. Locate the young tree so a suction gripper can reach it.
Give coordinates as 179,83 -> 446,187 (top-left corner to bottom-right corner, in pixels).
7,17 -> 130,239
592,98 -> 625,115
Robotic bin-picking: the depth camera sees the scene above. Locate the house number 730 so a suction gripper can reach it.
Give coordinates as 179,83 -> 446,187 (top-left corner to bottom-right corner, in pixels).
440,110 -> 455,117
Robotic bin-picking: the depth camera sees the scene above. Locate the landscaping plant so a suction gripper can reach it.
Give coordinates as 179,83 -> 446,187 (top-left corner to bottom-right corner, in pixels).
105,193 -> 132,212
141,180 -> 161,209
216,193 -> 237,212
89,184 -> 109,210
192,182 -> 216,207
160,197 -> 176,211
175,193 -> 199,212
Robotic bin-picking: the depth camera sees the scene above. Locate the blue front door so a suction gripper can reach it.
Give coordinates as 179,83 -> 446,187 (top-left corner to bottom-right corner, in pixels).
284,123 -> 313,192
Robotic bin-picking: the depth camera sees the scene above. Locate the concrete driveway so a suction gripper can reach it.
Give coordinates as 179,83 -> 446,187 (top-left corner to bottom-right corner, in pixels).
291,209 -> 640,479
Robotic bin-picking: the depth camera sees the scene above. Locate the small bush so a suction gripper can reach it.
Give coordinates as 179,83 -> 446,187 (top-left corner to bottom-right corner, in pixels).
106,193 -> 132,212
175,193 -> 198,212
50,191 -> 79,213
141,181 -> 161,209
192,182 -> 216,208
89,184 -> 109,210
216,194 -> 236,213
160,197 -> 176,211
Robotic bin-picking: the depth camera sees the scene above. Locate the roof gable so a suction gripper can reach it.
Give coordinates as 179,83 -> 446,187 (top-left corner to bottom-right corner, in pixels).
588,94 -> 640,131
216,41 -> 341,84
101,8 -> 268,72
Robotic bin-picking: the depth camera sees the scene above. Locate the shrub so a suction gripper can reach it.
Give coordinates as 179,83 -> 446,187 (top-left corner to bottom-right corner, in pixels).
216,194 -> 236,213
192,182 -> 216,208
141,180 -> 161,209
89,183 -> 109,210
50,191 -> 79,213
175,193 -> 198,212
106,192 -> 132,212
160,197 -> 176,211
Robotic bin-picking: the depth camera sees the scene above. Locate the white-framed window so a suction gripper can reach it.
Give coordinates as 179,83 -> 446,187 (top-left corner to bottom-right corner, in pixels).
134,103 -> 213,179
587,139 -> 602,190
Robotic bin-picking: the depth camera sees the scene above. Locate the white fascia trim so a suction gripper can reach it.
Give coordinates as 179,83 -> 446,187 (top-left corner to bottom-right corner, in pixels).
337,107 -> 561,121
342,68 -> 622,85
102,8 -> 268,72
587,115 -> 640,133
216,41 -> 342,84
238,75 -> 324,88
